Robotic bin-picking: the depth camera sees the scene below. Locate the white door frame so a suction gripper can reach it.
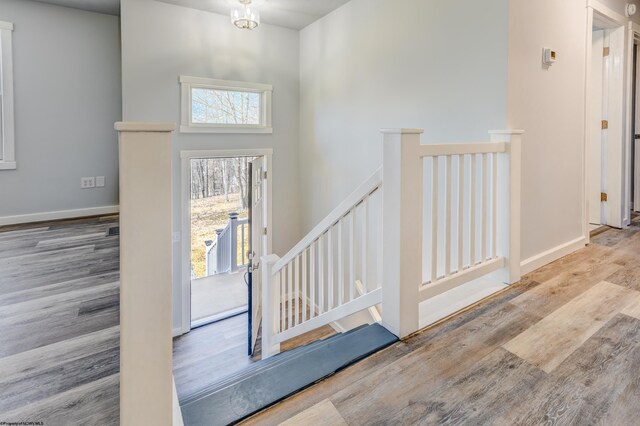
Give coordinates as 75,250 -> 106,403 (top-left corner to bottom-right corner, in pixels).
179,148 -> 273,335
631,23 -> 640,212
584,1 -> 630,242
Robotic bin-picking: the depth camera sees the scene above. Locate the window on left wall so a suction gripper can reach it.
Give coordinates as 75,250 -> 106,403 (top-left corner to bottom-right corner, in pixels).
0,20 -> 15,170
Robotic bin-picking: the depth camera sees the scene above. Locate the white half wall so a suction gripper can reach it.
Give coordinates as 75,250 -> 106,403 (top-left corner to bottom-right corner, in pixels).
120,0 -> 301,331
0,0 -> 121,221
298,0 -> 509,233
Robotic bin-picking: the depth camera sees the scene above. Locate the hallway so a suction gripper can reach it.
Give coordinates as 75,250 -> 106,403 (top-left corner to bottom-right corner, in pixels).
244,217 -> 640,425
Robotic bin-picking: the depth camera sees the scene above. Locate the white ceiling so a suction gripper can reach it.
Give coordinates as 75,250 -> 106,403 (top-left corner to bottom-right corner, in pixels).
31,0 -> 120,16
29,0 -> 350,29
156,0 -> 351,30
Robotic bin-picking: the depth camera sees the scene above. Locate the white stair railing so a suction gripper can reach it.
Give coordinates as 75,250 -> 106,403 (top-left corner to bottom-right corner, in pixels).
261,170 -> 383,358
381,129 -> 522,338
261,128 -> 522,355
205,213 -> 249,276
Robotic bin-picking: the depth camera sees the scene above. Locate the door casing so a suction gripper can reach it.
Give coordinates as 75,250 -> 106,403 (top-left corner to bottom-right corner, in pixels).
584,3 -> 631,240
178,149 -> 273,336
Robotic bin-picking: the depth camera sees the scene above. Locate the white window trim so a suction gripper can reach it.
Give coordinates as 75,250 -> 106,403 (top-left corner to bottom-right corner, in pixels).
0,20 -> 15,170
179,75 -> 273,134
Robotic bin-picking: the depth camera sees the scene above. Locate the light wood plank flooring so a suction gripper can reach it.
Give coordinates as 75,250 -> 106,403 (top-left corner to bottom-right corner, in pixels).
244,217 -> 640,425
0,216 -> 120,425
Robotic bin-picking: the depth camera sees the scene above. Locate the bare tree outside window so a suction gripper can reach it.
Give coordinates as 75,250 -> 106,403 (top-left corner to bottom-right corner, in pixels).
191,88 -> 261,125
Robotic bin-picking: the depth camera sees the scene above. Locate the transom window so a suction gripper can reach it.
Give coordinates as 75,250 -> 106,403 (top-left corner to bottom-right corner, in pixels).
180,76 -> 272,134
0,20 -> 15,170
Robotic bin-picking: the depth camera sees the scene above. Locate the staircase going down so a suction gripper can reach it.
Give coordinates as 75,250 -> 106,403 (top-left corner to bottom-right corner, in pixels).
179,323 -> 398,426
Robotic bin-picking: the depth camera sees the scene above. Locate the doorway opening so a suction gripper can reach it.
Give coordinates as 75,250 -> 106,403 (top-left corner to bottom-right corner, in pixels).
189,156 -> 253,328
176,149 -> 272,400
586,9 -> 627,233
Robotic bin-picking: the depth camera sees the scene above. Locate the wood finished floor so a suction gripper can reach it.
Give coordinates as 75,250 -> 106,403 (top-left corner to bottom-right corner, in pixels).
244,217 -> 640,426
0,216 -> 120,425
173,305 -> 336,402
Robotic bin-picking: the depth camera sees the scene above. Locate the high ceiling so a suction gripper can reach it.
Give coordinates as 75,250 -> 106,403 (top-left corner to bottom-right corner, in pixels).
29,0 -> 351,29
156,0 -> 350,30
31,0 -> 120,16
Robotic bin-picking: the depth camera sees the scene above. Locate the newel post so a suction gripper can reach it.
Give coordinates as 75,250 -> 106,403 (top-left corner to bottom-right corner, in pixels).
381,128 -> 424,338
261,254 -> 281,358
492,130 -> 524,284
229,212 -> 239,272
116,122 -> 176,426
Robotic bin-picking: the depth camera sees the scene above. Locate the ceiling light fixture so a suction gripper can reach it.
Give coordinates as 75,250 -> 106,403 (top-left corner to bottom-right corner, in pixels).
231,0 -> 260,30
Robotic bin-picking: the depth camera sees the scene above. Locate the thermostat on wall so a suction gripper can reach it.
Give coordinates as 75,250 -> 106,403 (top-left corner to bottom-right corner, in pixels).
542,48 -> 557,66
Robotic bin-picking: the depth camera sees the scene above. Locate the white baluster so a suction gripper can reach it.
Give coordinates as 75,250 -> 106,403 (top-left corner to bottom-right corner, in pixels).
294,255 -> 300,326
362,198 -> 368,290
431,157 -> 439,283
482,153 -> 488,263
349,209 -> 356,301
458,154 -> 464,272
445,155 -> 452,276
287,261 -> 293,329
338,219 -> 344,306
302,248 -> 307,322
470,153 -> 477,266
328,228 -> 334,310
310,241 -> 316,318
492,152 -> 498,259
318,233 -> 324,314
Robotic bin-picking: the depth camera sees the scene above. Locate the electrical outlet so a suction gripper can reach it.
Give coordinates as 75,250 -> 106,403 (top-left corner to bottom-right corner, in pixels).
96,176 -> 105,187
81,177 -> 95,189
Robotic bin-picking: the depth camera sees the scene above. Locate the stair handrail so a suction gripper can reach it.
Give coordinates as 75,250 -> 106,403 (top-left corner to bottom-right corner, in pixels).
272,168 -> 383,273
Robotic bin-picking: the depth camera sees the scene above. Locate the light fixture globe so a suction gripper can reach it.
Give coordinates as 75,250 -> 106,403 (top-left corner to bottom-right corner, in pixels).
231,0 -> 260,30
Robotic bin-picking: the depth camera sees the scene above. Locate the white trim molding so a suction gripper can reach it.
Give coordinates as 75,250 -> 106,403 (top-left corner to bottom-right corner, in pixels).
0,21 -> 15,171
520,236 -> 587,276
115,122 -> 176,132
179,75 -> 273,134
0,205 -> 119,226
588,0 -> 628,26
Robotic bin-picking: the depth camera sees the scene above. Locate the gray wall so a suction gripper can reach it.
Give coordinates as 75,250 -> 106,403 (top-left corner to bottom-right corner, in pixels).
0,0 -> 121,219
120,0 -> 301,331
298,0 -> 509,232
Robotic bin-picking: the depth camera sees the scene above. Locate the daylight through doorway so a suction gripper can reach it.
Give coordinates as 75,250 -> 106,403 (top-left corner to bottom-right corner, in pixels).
189,156 -> 254,327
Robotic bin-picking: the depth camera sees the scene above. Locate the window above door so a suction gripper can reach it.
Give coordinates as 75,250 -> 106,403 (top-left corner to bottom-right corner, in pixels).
180,76 -> 272,134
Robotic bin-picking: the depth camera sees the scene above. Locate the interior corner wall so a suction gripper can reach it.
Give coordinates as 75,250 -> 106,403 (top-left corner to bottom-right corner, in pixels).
507,0 -> 587,262
0,0 -> 121,221
507,0 -> 638,263
298,0 -> 509,234
120,0 -> 301,331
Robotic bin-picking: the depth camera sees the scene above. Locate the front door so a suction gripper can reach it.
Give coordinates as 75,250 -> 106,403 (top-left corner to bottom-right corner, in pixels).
248,157 -> 266,355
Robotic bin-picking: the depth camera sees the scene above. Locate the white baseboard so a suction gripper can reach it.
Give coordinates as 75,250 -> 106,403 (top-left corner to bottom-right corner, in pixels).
520,236 -> 587,276
0,205 -> 119,226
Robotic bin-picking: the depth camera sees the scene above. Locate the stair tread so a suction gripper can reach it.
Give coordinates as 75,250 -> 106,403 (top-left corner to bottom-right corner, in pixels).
181,323 -> 372,402
180,323 -> 397,426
